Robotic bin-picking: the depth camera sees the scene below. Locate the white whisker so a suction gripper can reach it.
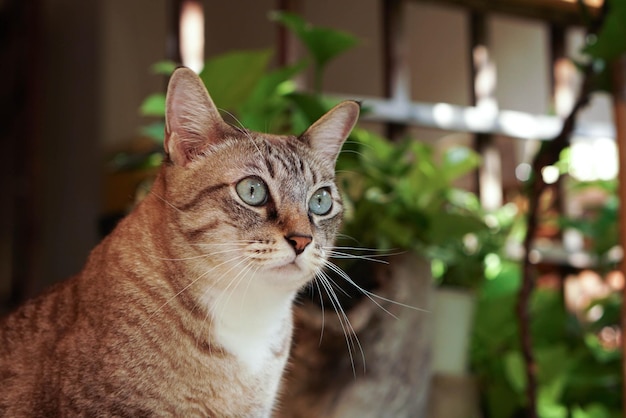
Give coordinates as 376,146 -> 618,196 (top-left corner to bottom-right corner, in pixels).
150,247 -> 245,262
218,107 -> 264,159
218,108 -> 246,131
326,246 -> 399,253
190,241 -> 258,247
324,260 -> 428,315
208,255 -> 256,316
141,253 -> 248,327
150,190 -> 183,213
312,278 -> 326,346
326,250 -> 389,264
198,255 -> 255,350
315,269 -> 365,376
333,234 -> 362,245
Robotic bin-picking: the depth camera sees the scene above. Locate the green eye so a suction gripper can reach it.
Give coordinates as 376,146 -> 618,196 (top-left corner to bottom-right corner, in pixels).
236,177 -> 268,206
309,188 -> 333,215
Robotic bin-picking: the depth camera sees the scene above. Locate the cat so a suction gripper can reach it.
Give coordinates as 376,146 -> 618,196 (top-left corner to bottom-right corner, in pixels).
0,67 -> 359,417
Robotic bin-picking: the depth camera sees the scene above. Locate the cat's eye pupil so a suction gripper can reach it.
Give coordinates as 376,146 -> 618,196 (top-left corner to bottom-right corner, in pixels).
236,177 -> 268,206
309,188 -> 332,215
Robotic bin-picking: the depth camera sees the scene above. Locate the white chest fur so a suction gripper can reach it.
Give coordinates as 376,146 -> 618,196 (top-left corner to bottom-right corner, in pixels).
206,278 -> 296,376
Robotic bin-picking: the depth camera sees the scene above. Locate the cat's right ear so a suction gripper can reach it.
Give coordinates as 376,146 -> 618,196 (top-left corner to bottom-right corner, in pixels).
299,101 -> 360,164
164,67 -> 227,166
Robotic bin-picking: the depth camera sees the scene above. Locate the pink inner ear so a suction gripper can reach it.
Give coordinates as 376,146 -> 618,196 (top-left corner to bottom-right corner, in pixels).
165,130 -> 202,167
302,101 -> 360,163
164,68 -> 225,166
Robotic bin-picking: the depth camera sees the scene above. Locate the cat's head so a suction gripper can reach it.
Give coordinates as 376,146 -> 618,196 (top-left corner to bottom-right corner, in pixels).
160,67 -> 359,291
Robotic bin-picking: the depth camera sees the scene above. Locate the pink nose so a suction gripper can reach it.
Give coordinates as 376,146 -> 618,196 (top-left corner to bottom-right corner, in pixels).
286,234 -> 312,255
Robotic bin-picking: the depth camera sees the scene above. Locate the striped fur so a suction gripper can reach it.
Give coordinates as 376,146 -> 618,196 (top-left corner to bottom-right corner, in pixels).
0,68 -> 359,417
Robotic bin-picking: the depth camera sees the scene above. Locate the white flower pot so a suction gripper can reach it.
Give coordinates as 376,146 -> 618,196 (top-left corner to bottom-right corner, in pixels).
431,286 -> 476,376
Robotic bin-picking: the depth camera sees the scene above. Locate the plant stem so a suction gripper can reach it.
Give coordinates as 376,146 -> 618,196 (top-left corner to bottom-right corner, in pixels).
610,54 -> 626,417
519,50 -> 597,418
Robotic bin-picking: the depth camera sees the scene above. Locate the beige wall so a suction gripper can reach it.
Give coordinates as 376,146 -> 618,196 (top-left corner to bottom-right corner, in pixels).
204,0 -> 276,57
303,0 -> 384,97
100,0 -> 168,151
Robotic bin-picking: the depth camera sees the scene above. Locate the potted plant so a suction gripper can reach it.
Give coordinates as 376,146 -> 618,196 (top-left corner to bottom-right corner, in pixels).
335,126 -> 493,373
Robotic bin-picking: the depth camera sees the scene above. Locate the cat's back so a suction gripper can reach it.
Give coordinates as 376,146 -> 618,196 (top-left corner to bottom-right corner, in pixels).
0,274 -> 83,416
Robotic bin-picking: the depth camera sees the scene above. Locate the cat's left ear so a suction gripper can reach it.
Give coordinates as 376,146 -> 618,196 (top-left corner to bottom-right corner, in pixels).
164,67 -> 232,166
300,101 -> 360,163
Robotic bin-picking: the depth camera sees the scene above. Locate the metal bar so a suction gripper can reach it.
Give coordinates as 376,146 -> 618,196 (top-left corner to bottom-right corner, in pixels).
412,0 -> 600,26
338,96 -> 614,140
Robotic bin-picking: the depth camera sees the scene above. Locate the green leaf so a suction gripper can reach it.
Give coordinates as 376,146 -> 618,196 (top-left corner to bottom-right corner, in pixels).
140,121 -> 165,143
245,60 -> 306,110
199,49 -> 273,111
584,332 -> 621,363
572,404 -> 612,418
271,11 -> 358,74
530,290 -> 569,345
239,60 -> 307,132
480,261 -> 521,298
286,92 -> 341,133
503,351 -> 527,394
447,189 -> 481,212
140,93 -> 166,117
583,0 -> 626,60
535,344 -> 571,383
442,146 -> 481,182
427,212 -> 486,246
150,60 -> 179,76
483,383 -> 522,418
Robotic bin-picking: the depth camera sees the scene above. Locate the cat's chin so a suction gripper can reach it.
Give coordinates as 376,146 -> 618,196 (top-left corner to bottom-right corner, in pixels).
264,261 -> 315,287
269,261 -> 303,275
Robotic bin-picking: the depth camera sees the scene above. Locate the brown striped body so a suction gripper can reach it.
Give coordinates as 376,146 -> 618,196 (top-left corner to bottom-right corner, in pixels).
0,68 -> 359,417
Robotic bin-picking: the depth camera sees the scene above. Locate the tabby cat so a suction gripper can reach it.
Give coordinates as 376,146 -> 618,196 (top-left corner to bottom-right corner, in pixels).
0,67 -> 359,417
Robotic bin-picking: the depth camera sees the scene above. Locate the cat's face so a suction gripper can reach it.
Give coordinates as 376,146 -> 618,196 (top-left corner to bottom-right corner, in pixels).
165,132 -> 344,290
161,68 -> 359,292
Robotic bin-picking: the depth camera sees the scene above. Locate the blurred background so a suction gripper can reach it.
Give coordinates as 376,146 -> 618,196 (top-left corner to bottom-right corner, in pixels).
1,0 -> 623,416
0,0 -> 611,295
